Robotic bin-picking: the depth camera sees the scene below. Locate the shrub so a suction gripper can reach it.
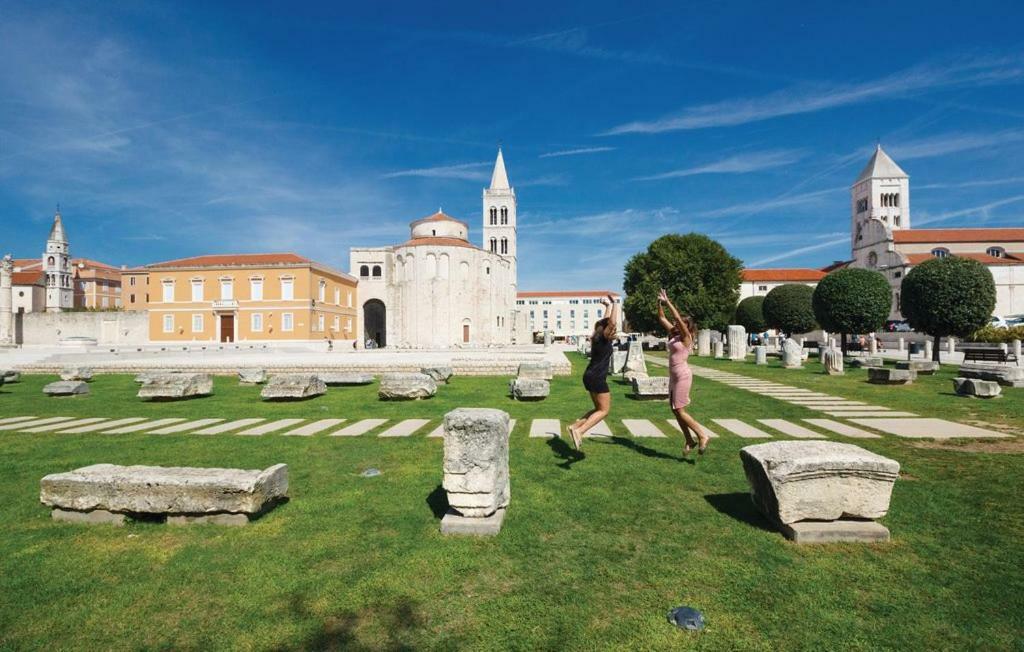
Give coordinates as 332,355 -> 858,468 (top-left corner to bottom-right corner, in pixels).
812,268 -> 891,353
762,284 -> 817,336
968,325 -> 1024,343
734,296 -> 767,333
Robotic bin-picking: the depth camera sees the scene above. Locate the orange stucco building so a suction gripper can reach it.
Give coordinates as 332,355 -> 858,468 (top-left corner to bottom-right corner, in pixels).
124,253 -> 358,343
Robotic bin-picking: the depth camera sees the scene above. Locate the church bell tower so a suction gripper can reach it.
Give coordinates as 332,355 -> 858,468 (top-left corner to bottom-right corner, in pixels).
850,144 -> 910,252
482,148 -> 517,284
43,209 -> 73,312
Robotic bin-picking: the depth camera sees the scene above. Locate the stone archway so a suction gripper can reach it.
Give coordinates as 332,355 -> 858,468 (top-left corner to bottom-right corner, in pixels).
364,299 -> 386,348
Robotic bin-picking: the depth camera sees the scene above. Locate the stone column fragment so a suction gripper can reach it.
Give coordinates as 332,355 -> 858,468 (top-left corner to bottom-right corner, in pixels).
441,408 -> 510,536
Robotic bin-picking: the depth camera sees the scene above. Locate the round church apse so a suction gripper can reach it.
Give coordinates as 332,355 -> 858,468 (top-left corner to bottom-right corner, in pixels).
363,299 -> 386,348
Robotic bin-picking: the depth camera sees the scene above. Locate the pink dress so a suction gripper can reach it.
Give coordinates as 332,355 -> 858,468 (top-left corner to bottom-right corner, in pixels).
668,335 -> 693,409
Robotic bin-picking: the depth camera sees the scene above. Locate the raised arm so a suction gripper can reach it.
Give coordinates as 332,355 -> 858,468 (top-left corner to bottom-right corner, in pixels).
657,302 -> 674,333
662,290 -> 691,341
601,295 -> 618,339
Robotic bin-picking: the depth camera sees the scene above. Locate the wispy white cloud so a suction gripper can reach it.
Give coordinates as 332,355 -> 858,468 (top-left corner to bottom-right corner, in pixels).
915,194 -> 1024,226
633,149 -> 806,181
538,146 -> 616,158
885,129 -> 1024,161
917,176 -> 1024,190
604,56 -> 1024,135
745,236 -> 849,267
380,161 -> 490,180
695,187 -> 841,219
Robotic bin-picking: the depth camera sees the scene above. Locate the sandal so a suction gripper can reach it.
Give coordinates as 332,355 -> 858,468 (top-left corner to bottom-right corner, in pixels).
698,436 -> 710,455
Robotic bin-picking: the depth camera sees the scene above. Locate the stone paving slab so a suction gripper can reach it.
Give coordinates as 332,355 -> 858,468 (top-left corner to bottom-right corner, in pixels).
237,418 -> 305,436
816,404 -> 889,411
825,411 -> 916,418
379,419 -> 430,437
848,417 -> 1011,439
283,419 -> 346,436
802,419 -> 882,439
665,420 -> 719,438
622,419 -> 666,438
150,418 -> 225,434
0,416 -> 37,426
784,400 -> 867,406
57,417 -> 147,433
330,419 -> 387,437
0,416 -> 77,431
758,419 -> 826,439
529,419 -> 560,438
712,419 -> 772,438
103,418 -> 185,434
22,417 -> 109,433
585,420 -> 612,437
194,418 -> 266,435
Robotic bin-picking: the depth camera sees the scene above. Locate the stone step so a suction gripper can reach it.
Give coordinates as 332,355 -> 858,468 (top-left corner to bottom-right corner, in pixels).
57,417 -> 147,434
802,419 -> 881,439
24,418 -> 109,433
824,411 -> 917,418
329,419 -> 387,437
622,419 -> 666,438
236,418 -> 305,436
103,418 -> 186,434
150,418 -> 225,434
0,416 -> 38,426
584,419 -> 612,437
283,419 -> 346,436
665,420 -> 719,438
848,417 -> 1010,439
0,416 -> 77,431
529,419 -> 560,438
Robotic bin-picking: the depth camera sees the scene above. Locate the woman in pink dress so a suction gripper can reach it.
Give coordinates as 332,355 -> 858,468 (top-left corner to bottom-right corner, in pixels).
658,289 -> 710,455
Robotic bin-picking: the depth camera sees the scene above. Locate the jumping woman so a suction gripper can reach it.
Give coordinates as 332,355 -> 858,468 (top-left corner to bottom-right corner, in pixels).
657,289 -> 710,455
568,294 -> 619,450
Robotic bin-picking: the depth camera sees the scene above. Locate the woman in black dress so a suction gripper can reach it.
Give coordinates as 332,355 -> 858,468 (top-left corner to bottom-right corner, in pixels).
568,294 -> 619,449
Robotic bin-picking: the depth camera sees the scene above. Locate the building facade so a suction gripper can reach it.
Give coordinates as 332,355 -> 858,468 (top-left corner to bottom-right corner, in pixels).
349,150 -> 519,348
738,269 -> 826,301
516,291 -> 622,341
72,259 -> 122,309
134,253 -> 358,343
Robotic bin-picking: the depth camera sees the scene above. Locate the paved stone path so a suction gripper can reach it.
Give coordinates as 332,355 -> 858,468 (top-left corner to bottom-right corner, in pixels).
103,417 -> 186,433
150,418 -> 225,434
0,416 -> 76,431
58,417 -> 147,433
585,420 -> 612,437
848,417 -> 1010,439
758,419 -> 824,439
330,419 -> 387,437
665,420 -> 720,438
194,418 -> 266,435
0,416 -> 37,426
529,419 -> 560,438
824,410 -> 917,418
23,417 -> 109,433
622,419 -> 666,438
284,419 -> 346,436
379,419 -> 430,437
237,418 -> 304,436
712,419 -> 772,438
803,419 -> 881,439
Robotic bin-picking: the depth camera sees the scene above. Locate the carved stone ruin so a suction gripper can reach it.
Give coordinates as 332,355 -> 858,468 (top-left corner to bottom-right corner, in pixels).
782,338 -> 803,369
43,381 -> 89,397
0,254 -> 13,347
610,350 -> 628,374
867,367 -> 916,385
508,377 -> 549,401
622,341 -> 648,381
754,345 -> 767,365
421,367 -> 454,384
319,372 -> 374,386
727,325 -> 746,361
378,372 -> 437,400
821,348 -> 844,375
138,373 -> 214,400
238,368 -> 268,384
713,340 -> 724,359
957,363 -> 1024,388
896,360 -> 938,375
441,408 -> 510,536
953,377 -> 1002,399
59,367 -> 93,382
517,361 -> 553,381
631,375 -> 669,399
260,374 -> 326,400
697,329 -> 712,357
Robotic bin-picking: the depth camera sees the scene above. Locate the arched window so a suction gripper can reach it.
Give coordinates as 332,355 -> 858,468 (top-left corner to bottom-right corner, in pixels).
439,253 -> 450,279
425,253 -> 437,278
987,246 -> 1005,258
47,256 -> 55,266
396,258 -> 404,282
500,206 -> 508,224
500,238 -> 508,254
372,265 -> 381,278
931,248 -> 950,259
489,207 -> 497,225
893,193 -> 900,208
459,261 -> 469,280
359,265 -> 369,278
867,251 -> 878,267
490,237 -> 497,253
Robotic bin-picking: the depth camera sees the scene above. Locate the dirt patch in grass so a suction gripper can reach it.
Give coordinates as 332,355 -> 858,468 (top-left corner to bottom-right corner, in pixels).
911,439 -> 1024,454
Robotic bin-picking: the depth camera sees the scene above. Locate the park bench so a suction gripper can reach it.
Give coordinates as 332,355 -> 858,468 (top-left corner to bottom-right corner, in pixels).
959,345 -> 1017,364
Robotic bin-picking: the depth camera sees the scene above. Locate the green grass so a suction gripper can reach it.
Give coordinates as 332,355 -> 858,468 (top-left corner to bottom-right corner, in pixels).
0,355 -> 1021,650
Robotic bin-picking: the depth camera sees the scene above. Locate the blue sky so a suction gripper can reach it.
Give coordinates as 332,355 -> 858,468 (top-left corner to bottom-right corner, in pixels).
1,1 -> 1023,292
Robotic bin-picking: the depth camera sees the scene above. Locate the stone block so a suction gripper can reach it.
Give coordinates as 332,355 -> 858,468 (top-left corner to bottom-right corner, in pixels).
318,372 -> 374,386
610,350 -> 628,374
59,367 -> 93,381
821,348 -> 844,375
508,378 -> 549,401
867,367 -> 916,385
754,346 -> 767,365
421,366 -> 454,383
1,369 -> 20,383
622,341 -> 648,381
740,441 -> 899,525
517,361 -> 553,380
896,360 -> 938,375
953,377 -> 1002,399
727,325 -> 746,361
138,373 -> 214,400
238,368 -> 267,384
713,341 -> 724,359
957,363 -> 1024,388
782,338 -> 802,369
631,375 -> 669,399
260,374 -> 326,400
440,507 -> 505,536
134,370 -> 180,384
379,373 -> 437,400
51,508 -> 126,525
779,520 -> 890,544
41,463 -> 289,516
43,380 -> 89,397
697,329 -> 712,357
167,513 -> 250,526
442,408 -> 510,519
848,357 -> 883,368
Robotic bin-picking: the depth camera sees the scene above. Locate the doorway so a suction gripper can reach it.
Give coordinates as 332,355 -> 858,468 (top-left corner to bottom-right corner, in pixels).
462,321 -> 470,343
363,299 -> 386,347
220,314 -> 234,343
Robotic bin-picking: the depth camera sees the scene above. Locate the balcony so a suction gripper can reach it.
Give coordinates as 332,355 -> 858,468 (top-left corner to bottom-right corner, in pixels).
212,300 -> 239,310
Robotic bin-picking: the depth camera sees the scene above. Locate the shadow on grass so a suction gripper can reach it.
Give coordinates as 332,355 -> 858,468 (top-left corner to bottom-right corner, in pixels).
602,436 -> 689,464
425,485 -> 447,520
546,436 -> 585,470
703,493 -> 775,533
284,593 -> 434,651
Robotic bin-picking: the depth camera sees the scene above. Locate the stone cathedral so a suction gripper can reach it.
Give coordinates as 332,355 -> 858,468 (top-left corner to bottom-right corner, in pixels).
349,149 -> 521,348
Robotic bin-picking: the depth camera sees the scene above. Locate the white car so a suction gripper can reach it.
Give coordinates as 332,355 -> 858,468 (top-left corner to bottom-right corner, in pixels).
1005,314 -> 1024,327
990,316 -> 1008,329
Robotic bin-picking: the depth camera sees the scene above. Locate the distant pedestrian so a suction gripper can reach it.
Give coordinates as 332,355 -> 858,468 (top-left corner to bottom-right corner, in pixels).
657,289 -> 710,455
568,294 -> 619,450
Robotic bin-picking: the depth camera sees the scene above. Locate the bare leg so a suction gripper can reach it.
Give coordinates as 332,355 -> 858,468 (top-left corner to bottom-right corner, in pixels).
672,409 -> 697,450
675,408 -> 710,452
576,392 -> 611,437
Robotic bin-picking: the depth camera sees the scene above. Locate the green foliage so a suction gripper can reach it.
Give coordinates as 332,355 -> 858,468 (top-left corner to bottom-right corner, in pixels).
901,257 -> 996,338
622,233 -> 742,332
968,324 -> 1024,343
812,268 -> 891,336
734,296 -> 767,333
762,283 -> 817,335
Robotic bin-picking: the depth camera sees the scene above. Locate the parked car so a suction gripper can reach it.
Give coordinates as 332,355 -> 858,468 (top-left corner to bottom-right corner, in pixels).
885,320 -> 913,332
1004,314 -> 1024,327
990,315 -> 1008,329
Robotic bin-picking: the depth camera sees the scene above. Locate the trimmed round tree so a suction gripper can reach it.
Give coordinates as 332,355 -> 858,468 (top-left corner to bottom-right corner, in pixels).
762,284 -> 817,337
623,233 -> 742,333
811,268 -> 891,354
901,256 -> 996,361
734,296 -> 767,333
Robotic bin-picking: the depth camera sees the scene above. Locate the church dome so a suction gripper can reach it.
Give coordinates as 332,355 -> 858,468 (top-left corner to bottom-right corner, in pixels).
410,210 -> 469,240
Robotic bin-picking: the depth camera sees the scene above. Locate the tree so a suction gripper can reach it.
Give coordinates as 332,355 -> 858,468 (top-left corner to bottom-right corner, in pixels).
734,296 -> 767,333
811,268 -> 891,354
901,256 -> 996,362
622,234 -> 742,332
762,284 -> 817,336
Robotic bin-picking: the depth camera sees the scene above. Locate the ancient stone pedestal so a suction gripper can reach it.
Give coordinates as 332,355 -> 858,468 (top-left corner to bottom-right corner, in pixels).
868,335 -> 878,356
43,381 -> 89,396
509,378 -> 549,400
631,376 -> 669,399
441,408 -> 510,536
897,337 -> 905,353
867,367 -> 916,385
1014,339 -> 1022,360
319,372 -> 374,386
517,361 -> 553,381
378,373 -> 437,400
946,337 -> 956,355
0,254 -> 13,347
260,374 -> 326,400
957,363 -> 1024,387
238,368 -> 267,384
740,441 -> 899,544
138,374 -> 214,400
421,366 -> 454,383
59,367 -> 93,381
849,357 -> 883,368
953,377 -> 1002,398
924,340 -> 934,360
1,369 -> 19,383
782,338 -> 803,369
896,360 -> 938,375
41,463 -> 288,525
622,341 -> 648,381
754,345 -> 767,365
610,350 -> 628,374
697,329 -> 711,357
135,370 -> 180,384
713,341 -> 724,359
821,348 -> 844,375
727,325 -> 746,361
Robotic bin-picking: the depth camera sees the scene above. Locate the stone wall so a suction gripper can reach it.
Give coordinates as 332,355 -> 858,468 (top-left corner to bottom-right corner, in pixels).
17,311 -> 149,346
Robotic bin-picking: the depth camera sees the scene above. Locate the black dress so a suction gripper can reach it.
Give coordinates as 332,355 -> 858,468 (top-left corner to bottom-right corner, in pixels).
583,329 -> 613,394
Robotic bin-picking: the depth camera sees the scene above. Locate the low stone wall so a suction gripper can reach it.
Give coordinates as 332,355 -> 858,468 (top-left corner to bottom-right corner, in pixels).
18,311 -> 149,346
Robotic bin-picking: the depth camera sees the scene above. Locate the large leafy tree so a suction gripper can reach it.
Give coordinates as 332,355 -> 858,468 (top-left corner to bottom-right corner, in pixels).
762,284 -> 817,336
812,268 -> 891,354
901,256 -> 996,361
734,296 -> 767,333
622,234 -> 742,332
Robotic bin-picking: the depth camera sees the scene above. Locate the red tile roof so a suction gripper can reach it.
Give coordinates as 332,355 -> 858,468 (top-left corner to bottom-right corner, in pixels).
741,268 -> 826,282
12,271 -> 44,286
72,258 -> 120,271
904,252 -> 1024,266
12,258 -> 40,271
146,253 -> 312,269
410,211 -> 469,228
820,260 -> 852,273
518,290 -> 620,298
894,228 -> 1024,244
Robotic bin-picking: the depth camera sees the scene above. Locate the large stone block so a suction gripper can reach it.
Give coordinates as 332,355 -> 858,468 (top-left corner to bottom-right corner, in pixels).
727,325 -> 746,361
41,463 -> 288,517
740,441 -> 899,525
59,367 -> 93,382
138,373 -> 213,400
821,348 -> 844,375
867,367 -> 916,385
508,378 -> 549,401
953,377 -> 1002,398
260,374 -> 326,400
782,338 -> 803,369
754,345 -> 767,365
379,373 -> 437,400
895,360 -> 938,375
43,380 -> 89,397
713,340 -> 724,359
517,361 -> 553,380
238,368 -> 267,384
610,350 -> 628,374
134,370 -> 180,384
697,329 -> 712,357
957,363 -> 1024,388
631,375 -> 669,399
848,357 -> 883,368
319,372 -> 374,386
622,341 -> 648,381
421,366 -> 454,383
442,408 -> 510,520
1,369 -> 20,383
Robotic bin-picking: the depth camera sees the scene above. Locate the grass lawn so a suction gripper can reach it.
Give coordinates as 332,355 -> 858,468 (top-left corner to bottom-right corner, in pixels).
0,354 -> 1021,650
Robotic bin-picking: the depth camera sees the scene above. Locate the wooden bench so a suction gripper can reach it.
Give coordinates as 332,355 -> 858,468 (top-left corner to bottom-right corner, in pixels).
960,346 -> 1017,364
